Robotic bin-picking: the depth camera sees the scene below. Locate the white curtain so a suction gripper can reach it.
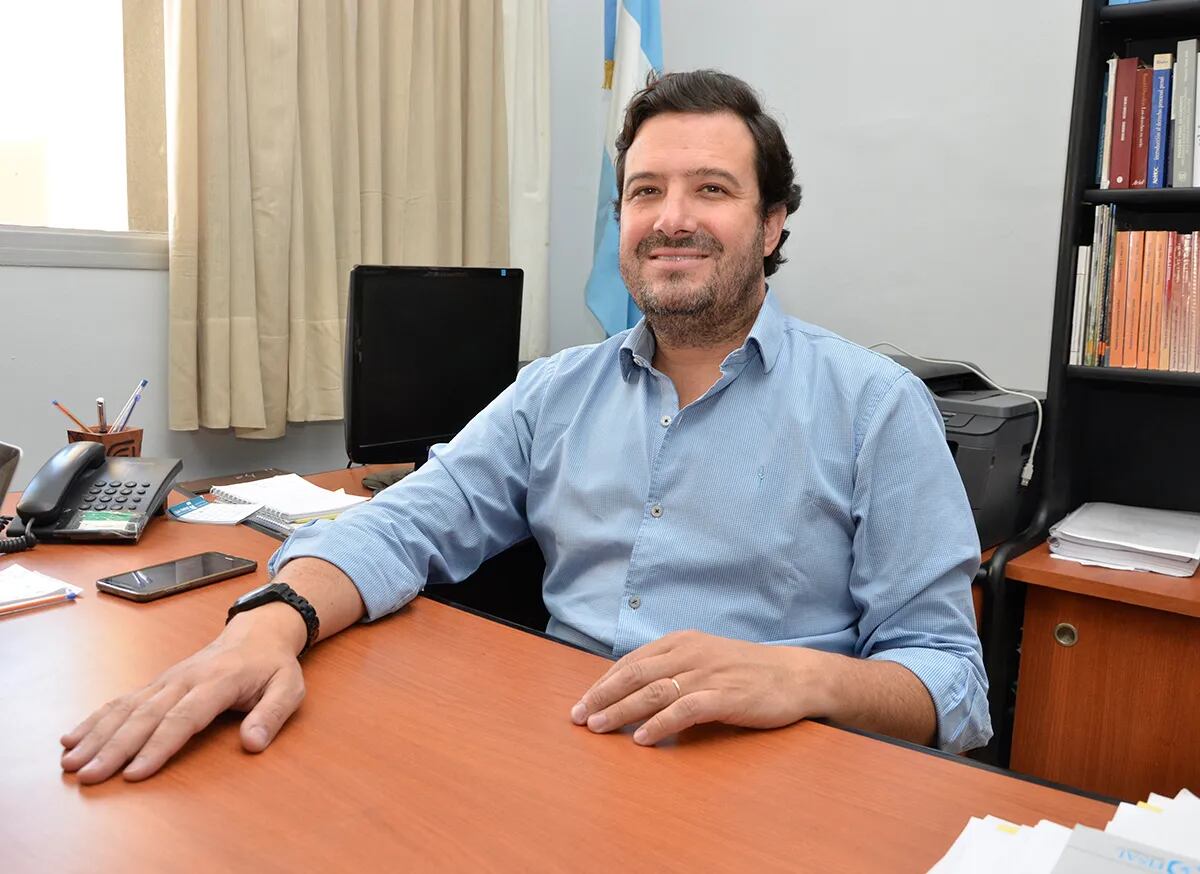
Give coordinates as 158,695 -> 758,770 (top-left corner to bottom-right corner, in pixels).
166,0 -> 510,438
503,0 -> 551,361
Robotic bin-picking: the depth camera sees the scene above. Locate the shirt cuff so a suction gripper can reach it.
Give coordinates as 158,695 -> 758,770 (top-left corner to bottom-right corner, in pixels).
868,646 -> 993,754
267,517 -> 421,621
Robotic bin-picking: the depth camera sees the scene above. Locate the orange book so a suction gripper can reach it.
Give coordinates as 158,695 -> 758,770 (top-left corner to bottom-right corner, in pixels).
1110,231 -> 1130,366
1158,231 -> 1177,370
1148,232 -> 1166,370
1137,231 -> 1162,368
1123,230 -> 1146,367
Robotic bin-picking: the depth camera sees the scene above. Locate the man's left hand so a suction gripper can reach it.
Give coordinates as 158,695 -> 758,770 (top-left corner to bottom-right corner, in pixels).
569,630 -> 829,746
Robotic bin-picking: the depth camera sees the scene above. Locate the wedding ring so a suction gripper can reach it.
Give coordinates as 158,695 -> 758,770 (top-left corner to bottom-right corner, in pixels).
669,677 -> 682,698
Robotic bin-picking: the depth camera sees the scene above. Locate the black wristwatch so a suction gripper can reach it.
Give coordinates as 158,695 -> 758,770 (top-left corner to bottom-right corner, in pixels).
227,582 -> 320,657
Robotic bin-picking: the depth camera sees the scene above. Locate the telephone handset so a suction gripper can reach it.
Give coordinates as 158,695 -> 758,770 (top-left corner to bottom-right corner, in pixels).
2,442 -> 182,552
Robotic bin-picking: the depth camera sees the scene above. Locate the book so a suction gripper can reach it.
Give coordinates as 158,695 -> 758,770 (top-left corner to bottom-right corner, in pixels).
1109,57 -> 1140,188
1172,39 -> 1197,188
1158,231 -> 1176,369
1110,230 -> 1130,366
1123,230 -> 1144,366
210,473 -> 368,524
1069,246 -> 1091,365
1131,65 -> 1153,188
1148,54 -> 1172,189
1137,231 -> 1162,368
1148,231 -> 1167,369
1101,57 -> 1119,189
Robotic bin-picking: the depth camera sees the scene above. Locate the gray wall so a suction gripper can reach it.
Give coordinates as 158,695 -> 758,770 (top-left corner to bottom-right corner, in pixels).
548,0 -> 1082,391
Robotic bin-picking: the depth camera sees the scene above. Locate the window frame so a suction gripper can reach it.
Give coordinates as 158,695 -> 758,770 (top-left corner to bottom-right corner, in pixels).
0,225 -> 167,271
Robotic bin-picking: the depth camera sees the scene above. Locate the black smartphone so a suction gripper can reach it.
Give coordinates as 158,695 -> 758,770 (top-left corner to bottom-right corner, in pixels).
96,551 -> 257,602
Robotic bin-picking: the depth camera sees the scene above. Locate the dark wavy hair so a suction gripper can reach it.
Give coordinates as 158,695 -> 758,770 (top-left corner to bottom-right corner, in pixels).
613,70 -> 803,277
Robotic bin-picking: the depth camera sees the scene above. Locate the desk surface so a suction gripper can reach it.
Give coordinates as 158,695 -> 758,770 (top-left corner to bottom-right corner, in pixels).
2,473 -> 1115,872
1007,542 -> 1200,618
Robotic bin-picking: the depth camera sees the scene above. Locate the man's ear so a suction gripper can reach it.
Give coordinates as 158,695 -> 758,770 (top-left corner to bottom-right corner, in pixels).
762,204 -> 787,256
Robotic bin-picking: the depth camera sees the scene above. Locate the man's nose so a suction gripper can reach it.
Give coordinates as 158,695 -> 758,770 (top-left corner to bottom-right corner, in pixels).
652,191 -> 698,238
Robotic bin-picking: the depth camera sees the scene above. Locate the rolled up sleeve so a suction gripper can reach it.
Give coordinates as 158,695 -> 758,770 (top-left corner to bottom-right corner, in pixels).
267,355 -> 557,620
849,372 -> 992,753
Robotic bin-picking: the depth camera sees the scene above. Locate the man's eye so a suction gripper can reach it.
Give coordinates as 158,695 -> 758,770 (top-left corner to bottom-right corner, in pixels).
701,184 -> 725,195
630,187 -> 658,198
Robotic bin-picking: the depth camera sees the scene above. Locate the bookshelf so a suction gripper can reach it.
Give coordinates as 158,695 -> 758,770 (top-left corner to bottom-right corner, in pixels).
1043,0 -> 1200,534
976,0 -> 1200,770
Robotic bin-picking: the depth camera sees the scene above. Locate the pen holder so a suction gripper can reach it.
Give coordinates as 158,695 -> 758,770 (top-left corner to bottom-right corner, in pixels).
67,426 -> 143,458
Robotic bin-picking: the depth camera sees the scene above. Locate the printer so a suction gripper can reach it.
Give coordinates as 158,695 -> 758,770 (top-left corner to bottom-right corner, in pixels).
886,354 -> 1039,550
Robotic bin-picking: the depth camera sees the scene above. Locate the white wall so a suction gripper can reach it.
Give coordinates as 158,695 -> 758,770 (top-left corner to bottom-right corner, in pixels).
0,265 -> 347,490
547,0 -> 1081,392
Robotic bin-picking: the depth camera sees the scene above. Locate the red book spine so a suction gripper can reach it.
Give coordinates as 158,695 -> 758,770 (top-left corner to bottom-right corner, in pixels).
1130,66 -> 1153,189
1108,58 -> 1140,190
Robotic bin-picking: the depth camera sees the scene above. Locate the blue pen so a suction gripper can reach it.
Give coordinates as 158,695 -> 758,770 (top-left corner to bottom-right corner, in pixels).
111,379 -> 148,432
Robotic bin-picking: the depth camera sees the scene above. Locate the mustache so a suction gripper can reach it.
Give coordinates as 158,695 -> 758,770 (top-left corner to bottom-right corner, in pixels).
635,231 -> 723,258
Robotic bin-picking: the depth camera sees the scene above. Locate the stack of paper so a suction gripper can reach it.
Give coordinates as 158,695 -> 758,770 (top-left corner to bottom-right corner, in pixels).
928,788 -> 1200,873
0,564 -> 84,615
210,473 -> 368,537
1049,502 -> 1200,577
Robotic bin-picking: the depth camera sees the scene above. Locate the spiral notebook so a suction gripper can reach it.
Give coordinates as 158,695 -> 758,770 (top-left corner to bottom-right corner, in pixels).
210,474 -> 367,525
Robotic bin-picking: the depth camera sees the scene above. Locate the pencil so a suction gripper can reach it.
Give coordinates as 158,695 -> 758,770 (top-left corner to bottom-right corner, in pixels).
51,400 -> 93,434
0,590 -> 78,617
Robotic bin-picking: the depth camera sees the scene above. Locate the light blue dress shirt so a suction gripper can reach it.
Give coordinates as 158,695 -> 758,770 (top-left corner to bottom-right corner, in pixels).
270,292 -> 992,753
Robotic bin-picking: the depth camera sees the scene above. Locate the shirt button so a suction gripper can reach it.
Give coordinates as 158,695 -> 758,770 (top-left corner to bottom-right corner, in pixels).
660,415 -> 671,427
629,596 -> 641,609
650,504 -> 663,518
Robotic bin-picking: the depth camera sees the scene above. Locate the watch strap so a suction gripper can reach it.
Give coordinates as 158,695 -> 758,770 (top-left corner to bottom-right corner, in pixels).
227,582 -> 320,657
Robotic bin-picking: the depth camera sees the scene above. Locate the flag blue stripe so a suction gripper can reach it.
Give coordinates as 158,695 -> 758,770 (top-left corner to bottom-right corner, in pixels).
604,0 -> 617,63
620,0 -> 663,72
585,156 -> 643,336
586,0 -> 660,338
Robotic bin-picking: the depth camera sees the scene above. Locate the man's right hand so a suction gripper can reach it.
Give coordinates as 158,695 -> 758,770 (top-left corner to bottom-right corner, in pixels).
60,602 -> 308,784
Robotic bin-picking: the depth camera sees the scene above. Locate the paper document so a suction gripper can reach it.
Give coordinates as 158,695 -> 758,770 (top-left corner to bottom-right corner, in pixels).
1049,503 -> 1200,577
928,788 -> 1199,874
210,474 -> 367,523
0,564 -> 84,610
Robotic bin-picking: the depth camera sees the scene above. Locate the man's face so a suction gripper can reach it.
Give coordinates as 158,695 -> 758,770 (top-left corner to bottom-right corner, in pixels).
617,111 -> 785,328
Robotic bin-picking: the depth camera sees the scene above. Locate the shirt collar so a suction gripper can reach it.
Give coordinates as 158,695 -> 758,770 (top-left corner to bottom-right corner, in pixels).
618,288 -> 785,379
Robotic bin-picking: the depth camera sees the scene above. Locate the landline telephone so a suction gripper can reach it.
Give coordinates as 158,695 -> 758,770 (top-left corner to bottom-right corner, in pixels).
0,442 -> 182,554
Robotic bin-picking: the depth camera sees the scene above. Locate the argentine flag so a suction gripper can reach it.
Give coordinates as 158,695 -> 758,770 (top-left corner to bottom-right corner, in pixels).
584,0 -> 663,337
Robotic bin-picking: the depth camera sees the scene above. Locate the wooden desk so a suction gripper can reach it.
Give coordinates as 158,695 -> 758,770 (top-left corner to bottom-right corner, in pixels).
1007,543 -> 1200,801
2,480 -> 1115,872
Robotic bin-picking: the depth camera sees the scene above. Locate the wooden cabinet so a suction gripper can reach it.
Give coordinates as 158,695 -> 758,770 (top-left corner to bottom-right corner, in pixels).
1008,544 -> 1200,801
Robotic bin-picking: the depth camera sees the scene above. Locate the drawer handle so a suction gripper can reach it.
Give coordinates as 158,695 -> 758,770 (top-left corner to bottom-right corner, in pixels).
1054,622 -> 1078,647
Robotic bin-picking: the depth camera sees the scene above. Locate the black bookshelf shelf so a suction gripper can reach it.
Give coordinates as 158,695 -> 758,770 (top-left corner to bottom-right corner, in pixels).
1099,0 -> 1200,25
1083,187 -> 1200,208
1066,364 -> 1200,385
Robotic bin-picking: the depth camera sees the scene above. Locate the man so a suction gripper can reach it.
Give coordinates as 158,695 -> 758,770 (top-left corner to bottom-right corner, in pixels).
61,71 -> 990,785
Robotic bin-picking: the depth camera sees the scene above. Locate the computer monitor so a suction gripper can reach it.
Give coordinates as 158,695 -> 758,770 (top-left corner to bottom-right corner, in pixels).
0,441 -> 19,496
344,265 -> 524,465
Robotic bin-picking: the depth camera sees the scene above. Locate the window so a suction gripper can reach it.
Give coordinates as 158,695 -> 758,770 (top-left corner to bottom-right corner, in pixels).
0,1 -> 130,231
0,0 -> 166,269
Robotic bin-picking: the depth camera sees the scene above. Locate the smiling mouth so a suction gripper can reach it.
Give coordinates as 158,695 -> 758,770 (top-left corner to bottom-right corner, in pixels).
648,254 -> 709,261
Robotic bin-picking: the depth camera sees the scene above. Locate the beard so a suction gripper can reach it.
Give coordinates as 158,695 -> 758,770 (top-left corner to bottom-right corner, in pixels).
620,225 -> 766,348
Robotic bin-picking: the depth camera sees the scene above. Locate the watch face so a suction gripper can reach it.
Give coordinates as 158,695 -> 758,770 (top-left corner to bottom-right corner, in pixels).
235,581 -> 275,607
